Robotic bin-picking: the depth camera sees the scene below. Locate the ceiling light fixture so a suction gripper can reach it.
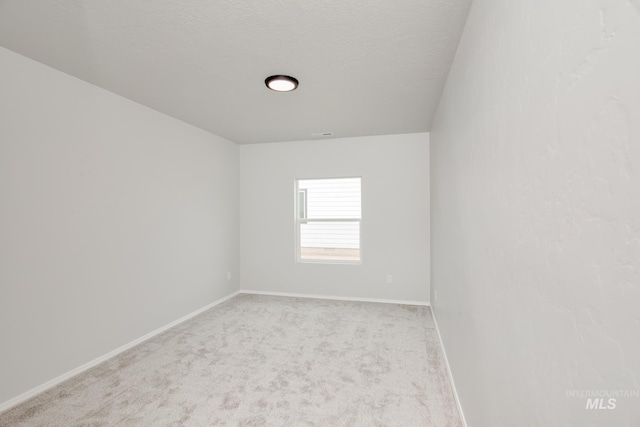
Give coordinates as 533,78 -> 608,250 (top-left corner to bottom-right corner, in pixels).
265,75 -> 299,92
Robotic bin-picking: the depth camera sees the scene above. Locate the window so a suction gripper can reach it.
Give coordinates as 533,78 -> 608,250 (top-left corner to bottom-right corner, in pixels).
295,177 -> 361,263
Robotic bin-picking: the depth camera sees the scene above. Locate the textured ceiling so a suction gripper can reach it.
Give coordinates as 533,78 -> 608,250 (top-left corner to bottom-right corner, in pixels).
0,0 -> 471,144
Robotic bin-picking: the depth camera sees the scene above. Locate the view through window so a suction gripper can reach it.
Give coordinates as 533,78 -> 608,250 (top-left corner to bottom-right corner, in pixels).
295,177 -> 361,263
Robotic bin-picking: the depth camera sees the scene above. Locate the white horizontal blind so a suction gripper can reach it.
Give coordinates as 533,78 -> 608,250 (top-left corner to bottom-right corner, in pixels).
296,177 -> 361,262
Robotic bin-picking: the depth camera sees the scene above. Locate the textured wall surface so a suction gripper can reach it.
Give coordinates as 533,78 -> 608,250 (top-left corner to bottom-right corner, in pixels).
0,47 -> 240,406
240,134 -> 430,302
431,0 -> 640,426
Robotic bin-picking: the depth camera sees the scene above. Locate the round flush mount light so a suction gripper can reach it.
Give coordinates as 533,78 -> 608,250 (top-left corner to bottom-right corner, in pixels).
265,75 -> 299,92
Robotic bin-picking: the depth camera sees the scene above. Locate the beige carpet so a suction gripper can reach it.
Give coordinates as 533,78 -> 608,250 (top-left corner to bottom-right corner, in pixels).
0,294 -> 462,426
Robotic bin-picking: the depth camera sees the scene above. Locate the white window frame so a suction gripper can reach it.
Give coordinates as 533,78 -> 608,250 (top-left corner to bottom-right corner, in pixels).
294,177 -> 362,265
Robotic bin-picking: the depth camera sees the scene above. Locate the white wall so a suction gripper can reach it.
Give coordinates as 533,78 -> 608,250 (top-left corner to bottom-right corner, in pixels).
0,47 -> 239,405
431,1 -> 640,426
240,134 -> 429,302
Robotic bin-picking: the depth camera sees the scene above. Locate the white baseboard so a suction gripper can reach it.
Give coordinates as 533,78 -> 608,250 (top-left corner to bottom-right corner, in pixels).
239,289 -> 429,306
0,290 -> 241,414
431,306 -> 468,427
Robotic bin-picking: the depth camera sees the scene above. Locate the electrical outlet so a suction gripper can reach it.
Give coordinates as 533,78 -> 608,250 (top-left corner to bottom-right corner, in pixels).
386,274 -> 393,284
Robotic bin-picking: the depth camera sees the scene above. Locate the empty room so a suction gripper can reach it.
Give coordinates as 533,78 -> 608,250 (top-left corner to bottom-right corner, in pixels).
1,1 -> 638,426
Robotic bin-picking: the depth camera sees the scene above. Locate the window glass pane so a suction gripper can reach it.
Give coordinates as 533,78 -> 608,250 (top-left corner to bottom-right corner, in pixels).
300,222 -> 360,261
298,177 -> 361,220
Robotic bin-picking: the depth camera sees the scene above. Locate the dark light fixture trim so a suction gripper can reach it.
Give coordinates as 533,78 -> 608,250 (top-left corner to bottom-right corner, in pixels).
265,75 -> 299,92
